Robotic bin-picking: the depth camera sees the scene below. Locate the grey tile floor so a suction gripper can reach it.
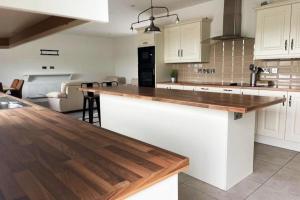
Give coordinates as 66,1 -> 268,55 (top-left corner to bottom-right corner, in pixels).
66,112 -> 300,200
179,143 -> 300,200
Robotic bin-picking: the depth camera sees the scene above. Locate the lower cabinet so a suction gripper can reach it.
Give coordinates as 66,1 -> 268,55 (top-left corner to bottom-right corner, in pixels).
242,89 -> 259,95
256,90 -> 287,139
156,84 -> 171,89
285,92 -> 300,142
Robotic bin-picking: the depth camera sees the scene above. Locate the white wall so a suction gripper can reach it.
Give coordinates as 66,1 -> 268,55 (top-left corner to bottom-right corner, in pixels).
113,0 -> 266,82
114,36 -> 138,83
0,33 -> 115,97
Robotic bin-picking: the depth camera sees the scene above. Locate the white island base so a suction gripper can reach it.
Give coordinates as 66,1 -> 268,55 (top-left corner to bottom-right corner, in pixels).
101,94 -> 256,191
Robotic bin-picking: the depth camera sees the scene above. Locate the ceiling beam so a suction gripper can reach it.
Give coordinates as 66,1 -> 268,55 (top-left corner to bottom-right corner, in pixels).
0,38 -> 9,49
7,16 -> 86,48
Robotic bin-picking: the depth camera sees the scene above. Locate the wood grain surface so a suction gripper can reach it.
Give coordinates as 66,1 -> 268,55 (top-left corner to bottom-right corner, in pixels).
0,94 -> 188,200
157,81 -> 300,92
79,85 -> 284,113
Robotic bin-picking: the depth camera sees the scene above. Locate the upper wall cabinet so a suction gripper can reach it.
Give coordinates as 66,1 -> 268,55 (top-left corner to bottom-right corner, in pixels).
254,2 -> 300,59
290,3 -> 300,56
164,19 -> 211,63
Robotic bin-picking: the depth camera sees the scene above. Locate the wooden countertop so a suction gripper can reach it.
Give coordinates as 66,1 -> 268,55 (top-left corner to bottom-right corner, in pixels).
0,94 -> 188,200
157,81 -> 300,92
80,85 -> 284,113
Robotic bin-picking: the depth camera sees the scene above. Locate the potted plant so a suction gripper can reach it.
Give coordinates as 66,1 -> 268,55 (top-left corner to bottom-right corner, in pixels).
170,69 -> 178,83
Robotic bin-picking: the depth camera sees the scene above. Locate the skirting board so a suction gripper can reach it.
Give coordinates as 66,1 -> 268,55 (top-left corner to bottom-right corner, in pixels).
256,135 -> 300,152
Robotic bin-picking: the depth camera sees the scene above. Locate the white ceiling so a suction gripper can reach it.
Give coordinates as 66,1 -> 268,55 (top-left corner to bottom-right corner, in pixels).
65,0 -> 213,37
0,8 -> 49,38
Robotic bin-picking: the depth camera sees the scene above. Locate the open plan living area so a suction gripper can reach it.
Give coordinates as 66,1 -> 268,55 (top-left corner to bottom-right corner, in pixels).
1,0 -> 300,199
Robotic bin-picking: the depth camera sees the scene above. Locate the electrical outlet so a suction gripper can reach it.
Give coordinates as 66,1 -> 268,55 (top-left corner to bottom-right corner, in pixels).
261,68 -> 271,74
271,68 -> 278,74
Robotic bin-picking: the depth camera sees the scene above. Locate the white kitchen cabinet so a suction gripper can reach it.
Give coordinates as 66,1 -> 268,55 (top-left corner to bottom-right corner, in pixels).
285,92 -> 300,142
156,84 -> 183,90
183,85 -> 195,91
221,88 -> 241,94
164,19 -> 210,63
290,3 -> 300,57
242,89 -> 259,95
256,90 -> 287,139
255,4 -> 291,59
180,22 -> 201,62
194,86 -> 220,93
137,30 -> 155,47
164,26 -> 181,63
169,85 -> 184,90
156,84 -> 171,89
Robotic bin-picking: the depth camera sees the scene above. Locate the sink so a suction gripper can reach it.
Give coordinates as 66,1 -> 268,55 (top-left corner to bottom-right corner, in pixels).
0,96 -> 30,110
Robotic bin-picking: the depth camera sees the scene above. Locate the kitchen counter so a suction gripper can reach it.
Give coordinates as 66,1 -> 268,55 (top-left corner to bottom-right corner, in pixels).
157,81 -> 300,92
0,93 -> 188,200
80,85 -> 284,190
80,85 -> 284,113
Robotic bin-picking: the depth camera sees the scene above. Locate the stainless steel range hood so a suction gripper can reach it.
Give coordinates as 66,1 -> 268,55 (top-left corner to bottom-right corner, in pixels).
211,0 -> 251,41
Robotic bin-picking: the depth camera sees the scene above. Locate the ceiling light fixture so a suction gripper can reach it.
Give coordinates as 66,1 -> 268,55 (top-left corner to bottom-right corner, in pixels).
130,0 -> 180,33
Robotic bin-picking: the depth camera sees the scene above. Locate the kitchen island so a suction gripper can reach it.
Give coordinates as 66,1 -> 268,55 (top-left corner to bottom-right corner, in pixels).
81,85 -> 285,190
0,93 -> 188,200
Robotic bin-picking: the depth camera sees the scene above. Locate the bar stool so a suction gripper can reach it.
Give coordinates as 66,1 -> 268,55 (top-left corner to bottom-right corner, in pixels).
101,81 -> 119,87
81,82 -> 101,126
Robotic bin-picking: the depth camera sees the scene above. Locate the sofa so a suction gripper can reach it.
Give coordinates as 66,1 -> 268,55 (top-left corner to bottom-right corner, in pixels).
46,76 -> 126,113
46,81 -> 84,113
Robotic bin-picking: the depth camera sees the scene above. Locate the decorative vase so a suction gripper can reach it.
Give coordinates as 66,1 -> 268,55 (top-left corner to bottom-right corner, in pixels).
171,77 -> 176,83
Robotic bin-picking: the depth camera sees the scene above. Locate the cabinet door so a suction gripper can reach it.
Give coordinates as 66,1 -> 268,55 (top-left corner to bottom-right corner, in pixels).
255,5 -> 291,59
290,3 -> 300,57
256,91 -> 287,139
180,22 -> 201,62
164,26 -> 181,63
241,89 -> 259,95
183,85 -> 195,91
285,92 -> 300,142
156,84 -> 171,89
137,31 -> 155,47
169,85 -> 184,90
221,88 -> 241,94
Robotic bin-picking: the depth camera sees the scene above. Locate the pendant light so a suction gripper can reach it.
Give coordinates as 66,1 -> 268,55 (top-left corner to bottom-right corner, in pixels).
130,0 -> 180,34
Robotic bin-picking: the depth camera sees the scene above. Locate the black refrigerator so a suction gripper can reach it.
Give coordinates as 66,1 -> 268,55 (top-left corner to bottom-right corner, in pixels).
138,46 -> 155,88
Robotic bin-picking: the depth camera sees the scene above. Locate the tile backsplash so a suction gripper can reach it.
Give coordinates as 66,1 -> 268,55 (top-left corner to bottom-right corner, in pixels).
172,39 -> 255,84
171,39 -> 300,87
255,60 -> 300,87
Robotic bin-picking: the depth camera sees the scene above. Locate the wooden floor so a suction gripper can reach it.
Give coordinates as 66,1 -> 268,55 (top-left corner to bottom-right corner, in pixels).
0,95 -> 188,200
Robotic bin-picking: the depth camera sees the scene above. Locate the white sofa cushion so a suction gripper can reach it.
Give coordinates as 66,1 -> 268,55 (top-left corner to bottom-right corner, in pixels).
61,81 -> 83,94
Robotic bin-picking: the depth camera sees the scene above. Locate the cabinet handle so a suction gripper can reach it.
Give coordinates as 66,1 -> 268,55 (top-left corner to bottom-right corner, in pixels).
178,49 -> 180,57
289,96 -> 292,107
181,49 -> 183,57
291,39 -> 294,50
224,89 -> 233,92
285,40 -> 288,51
283,95 -> 286,106
201,88 -> 209,90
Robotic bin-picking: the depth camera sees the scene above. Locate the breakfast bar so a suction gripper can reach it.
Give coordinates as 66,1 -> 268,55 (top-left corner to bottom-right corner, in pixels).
81,85 -> 284,190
